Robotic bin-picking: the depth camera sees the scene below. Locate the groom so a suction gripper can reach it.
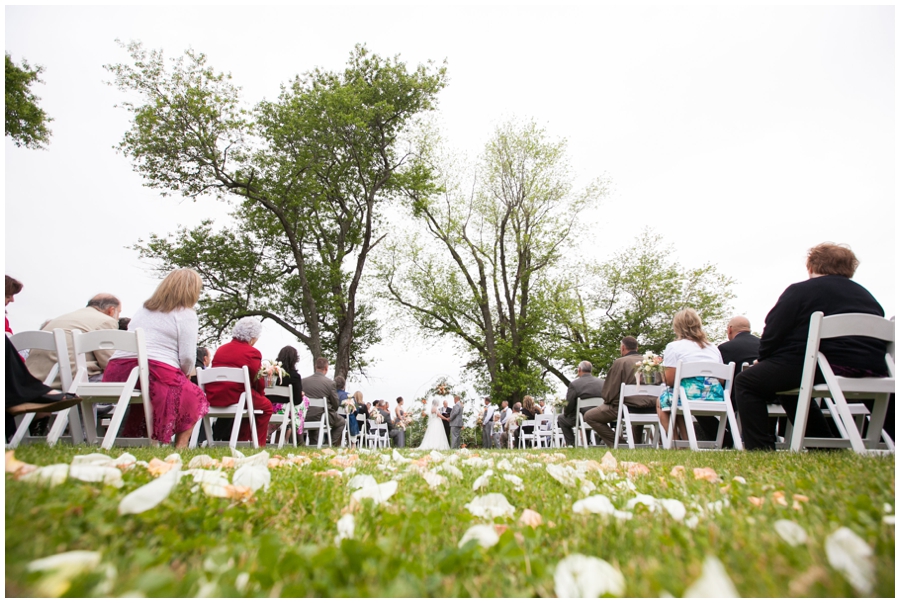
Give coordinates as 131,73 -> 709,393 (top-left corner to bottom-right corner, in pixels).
448,395 -> 464,449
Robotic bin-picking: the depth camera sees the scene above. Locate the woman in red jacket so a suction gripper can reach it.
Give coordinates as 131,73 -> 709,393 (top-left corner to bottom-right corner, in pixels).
204,317 -> 273,447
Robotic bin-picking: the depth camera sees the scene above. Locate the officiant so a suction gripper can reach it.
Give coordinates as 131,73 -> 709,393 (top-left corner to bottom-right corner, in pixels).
440,399 -> 452,442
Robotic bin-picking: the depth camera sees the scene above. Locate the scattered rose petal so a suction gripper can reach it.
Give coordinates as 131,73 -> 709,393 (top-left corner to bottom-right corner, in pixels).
20,464 -> 69,487
693,467 -> 719,483
472,469 -> 494,491
146,458 -> 180,477
621,462 -> 650,476
496,459 -> 513,471
772,491 -> 788,507
670,466 -> 685,478
683,556 -> 740,598
554,554 -> 625,598
347,474 -> 378,491
27,550 -> 102,597
599,451 -> 618,471
788,566 -> 828,597
884,503 -> 892,513
660,499 -> 687,522
465,493 -> 516,519
230,448 -> 245,459
118,469 -> 182,515
335,513 -> 355,544
493,524 -> 509,537
546,464 -> 578,487
732,476 -> 746,484
685,515 -> 700,529
458,524 -> 500,549
792,501 -> 803,511
351,480 -> 398,505
429,450 -> 444,462
392,450 -> 410,464
774,519 -> 808,546
438,462 -> 464,479
6,450 -> 38,476
232,465 -> 271,492
220,457 -> 236,469
519,509 -> 543,528
112,453 -> 137,469
825,527 -> 874,595
70,453 -> 115,466
182,469 -> 229,487
748,496 -> 764,508
579,479 -> 597,496
235,572 -> 249,592
503,473 -> 524,491
330,455 -> 358,468
574,495 -> 632,519
233,450 -> 269,468
626,494 -> 660,511
201,483 -> 254,501
422,471 -> 447,490
69,464 -> 124,488
315,469 -> 342,478
792,494 -> 809,503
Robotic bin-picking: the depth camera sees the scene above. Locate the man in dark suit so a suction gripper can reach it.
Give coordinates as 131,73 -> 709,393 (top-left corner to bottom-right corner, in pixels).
440,400 -> 452,442
377,401 -> 405,447
303,357 -> 345,446
719,316 -> 761,369
558,360 -> 606,446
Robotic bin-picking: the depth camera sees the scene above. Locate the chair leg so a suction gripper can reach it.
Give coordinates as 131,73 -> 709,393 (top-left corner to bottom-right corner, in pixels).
8,413 -> 36,449
229,399 -> 245,450
724,402 -> 744,451
681,401 -> 700,452
80,401 -> 99,445
101,400 -> 132,450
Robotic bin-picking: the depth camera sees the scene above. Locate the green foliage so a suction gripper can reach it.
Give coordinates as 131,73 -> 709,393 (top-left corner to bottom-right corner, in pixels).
107,42 -> 447,376
5,445 -> 895,597
544,229 -> 736,377
5,52 -> 52,149
374,118 -> 608,402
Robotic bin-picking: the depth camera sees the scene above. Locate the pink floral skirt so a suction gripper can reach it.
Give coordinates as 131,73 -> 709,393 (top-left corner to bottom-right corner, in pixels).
103,358 -> 209,443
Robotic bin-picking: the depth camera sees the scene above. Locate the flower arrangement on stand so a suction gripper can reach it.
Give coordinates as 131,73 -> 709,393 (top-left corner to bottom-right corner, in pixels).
257,360 -> 288,387
634,351 -> 665,385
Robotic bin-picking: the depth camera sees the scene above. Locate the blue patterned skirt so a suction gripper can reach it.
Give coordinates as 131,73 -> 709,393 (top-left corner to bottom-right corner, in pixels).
659,376 -> 725,410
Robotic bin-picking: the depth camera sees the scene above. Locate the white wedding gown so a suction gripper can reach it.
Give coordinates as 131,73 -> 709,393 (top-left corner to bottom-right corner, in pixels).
418,401 -> 450,450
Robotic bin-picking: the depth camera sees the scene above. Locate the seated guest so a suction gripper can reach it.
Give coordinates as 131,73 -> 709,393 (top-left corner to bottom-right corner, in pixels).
190,346 -> 211,385
5,275 -> 23,335
105,269 -> 208,449
657,309 -> 724,442
719,316 -> 760,369
303,357 -> 345,446
735,243 -> 892,450
491,411 -> 503,447
585,336 -> 658,447
378,400 -> 405,447
204,317 -> 273,447
26,293 -> 122,388
558,361 -> 605,446
6,336 -> 82,418
268,345 -> 305,440
519,395 -> 537,444
501,402 -> 523,448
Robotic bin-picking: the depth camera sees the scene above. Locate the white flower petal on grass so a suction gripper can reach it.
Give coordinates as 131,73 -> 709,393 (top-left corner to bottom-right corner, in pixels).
235,572 -> 250,593
182,469 -> 229,487
422,471 -> 447,490
683,556 -> 740,598
883,515 -> 895,525
458,524 -> 500,549
113,453 -> 137,469
463,457 -> 491,468
347,474 -> 378,491
20,464 -> 69,487
573,495 -> 632,519
599,451 -> 618,471
660,499 -> 686,522
233,450 -> 269,468
511,457 -> 528,466
392,450 -> 410,464
27,550 -> 102,573
579,479 -> 597,496
626,494 -> 660,511
825,527 -> 875,595
465,493 -> 515,519
188,455 -> 217,469
503,473 -> 524,491
472,469 -> 494,491
496,459 -> 513,471
685,515 -> 700,530
546,464 -> 577,487
732,476 -> 747,485
774,519 -> 808,546
232,465 -> 271,493
164,453 -> 182,464
335,514 -> 355,544
70,453 -> 115,467
883,503 -> 892,514
351,480 -> 398,505
519,508 -> 543,528
429,450 -> 444,462
69,464 -> 124,489
554,554 -> 625,598
118,468 -> 182,515
230,448 -> 245,459
438,462 -> 464,479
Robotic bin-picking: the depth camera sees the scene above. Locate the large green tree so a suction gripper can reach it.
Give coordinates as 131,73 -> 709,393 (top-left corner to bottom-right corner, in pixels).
107,42 -> 447,376
540,229 -> 736,378
374,119 -> 608,402
5,52 -> 52,149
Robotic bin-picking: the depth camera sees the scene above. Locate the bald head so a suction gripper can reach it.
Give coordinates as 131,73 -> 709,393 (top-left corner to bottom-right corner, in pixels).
726,316 -> 751,340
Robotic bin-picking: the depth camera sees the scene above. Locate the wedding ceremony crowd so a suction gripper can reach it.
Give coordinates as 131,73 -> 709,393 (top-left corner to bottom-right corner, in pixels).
5,242 -> 894,453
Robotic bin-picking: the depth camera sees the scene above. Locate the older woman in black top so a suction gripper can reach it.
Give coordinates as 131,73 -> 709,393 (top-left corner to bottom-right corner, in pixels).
734,243 -> 890,450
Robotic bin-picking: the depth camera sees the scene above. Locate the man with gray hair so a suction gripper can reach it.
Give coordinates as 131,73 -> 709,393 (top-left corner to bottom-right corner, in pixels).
303,357 -> 345,446
558,360 -> 605,447
26,293 -> 122,388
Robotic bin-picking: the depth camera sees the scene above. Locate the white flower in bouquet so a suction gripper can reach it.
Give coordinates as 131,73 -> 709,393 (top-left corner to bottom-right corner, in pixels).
256,360 -> 287,384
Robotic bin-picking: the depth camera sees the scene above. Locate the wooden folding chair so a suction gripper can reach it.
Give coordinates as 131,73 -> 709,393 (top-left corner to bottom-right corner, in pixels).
69,328 -> 155,449
664,361 -> 743,451
780,312 -> 894,454
613,383 -> 666,449
8,328 -> 83,448
191,366 -> 260,449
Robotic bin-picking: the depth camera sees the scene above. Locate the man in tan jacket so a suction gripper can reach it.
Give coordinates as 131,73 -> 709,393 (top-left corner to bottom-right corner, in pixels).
584,336 -> 657,447
26,293 -> 121,388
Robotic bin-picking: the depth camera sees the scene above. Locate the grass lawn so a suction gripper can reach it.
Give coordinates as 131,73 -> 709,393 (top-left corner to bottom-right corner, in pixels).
5,444 -> 895,597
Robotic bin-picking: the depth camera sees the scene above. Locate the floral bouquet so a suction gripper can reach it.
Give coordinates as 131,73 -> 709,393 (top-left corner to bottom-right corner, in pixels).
634,351 -> 664,385
368,406 -> 384,424
515,413 -> 526,426
257,360 -> 288,387
342,398 -> 357,415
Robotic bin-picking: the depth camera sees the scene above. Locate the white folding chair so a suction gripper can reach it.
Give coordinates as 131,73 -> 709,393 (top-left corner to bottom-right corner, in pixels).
613,383 -> 666,449
354,413 -> 368,448
191,366 -> 260,449
575,397 -> 603,448
8,328 -> 84,448
533,413 -> 555,448
780,312 -> 894,454
518,420 -> 536,448
69,328 -> 155,450
303,397 -> 332,448
265,384 -> 297,449
664,361 -> 743,451
338,408 -> 349,447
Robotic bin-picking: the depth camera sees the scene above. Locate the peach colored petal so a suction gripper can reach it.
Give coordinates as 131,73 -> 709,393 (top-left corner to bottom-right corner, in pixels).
315,469 -> 342,478
793,494 -> 809,503
693,467 -> 719,482
772,491 -> 788,507
670,466 -> 685,478
748,496 -> 765,508
793,501 -> 803,511
147,458 -> 180,477
622,462 -> 650,476
519,509 -> 543,528
600,451 -> 618,471
493,524 -> 509,537
220,457 -> 236,468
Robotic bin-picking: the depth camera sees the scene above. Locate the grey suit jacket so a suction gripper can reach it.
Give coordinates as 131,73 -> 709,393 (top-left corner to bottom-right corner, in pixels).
448,403 -> 464,427
564,374 -> 606,418
302,371 -> 339,412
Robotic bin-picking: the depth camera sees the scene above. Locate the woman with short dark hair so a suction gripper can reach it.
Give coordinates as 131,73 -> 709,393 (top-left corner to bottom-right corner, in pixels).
734,242 -> 889,450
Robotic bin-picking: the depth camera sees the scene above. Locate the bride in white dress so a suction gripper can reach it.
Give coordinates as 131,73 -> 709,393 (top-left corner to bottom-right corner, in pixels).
418,398 -> 450,450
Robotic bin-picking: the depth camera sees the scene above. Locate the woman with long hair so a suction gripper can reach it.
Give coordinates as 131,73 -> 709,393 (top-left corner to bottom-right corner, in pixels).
105,268 -> 209,448
268,345 -> 306,442
657,308 -> 724,441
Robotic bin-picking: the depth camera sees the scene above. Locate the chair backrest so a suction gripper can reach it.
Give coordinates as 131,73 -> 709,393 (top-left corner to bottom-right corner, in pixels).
575,397 -> 603,413
534,413 -> 554,432
265,384 -> 293,404
307,397 -> 327,409
619,383 -> 665,403
198,366 -> 252,400
10,328 -> 72,390
671,361 -> 735,404
813,312 -> 895,373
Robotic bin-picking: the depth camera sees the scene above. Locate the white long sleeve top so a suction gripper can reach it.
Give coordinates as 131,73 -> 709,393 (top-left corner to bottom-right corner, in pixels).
110,306 -> 198,375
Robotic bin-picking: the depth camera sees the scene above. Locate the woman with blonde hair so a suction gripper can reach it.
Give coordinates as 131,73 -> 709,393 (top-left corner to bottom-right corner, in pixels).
657,308 -> 724,441
105,268 -> 209,448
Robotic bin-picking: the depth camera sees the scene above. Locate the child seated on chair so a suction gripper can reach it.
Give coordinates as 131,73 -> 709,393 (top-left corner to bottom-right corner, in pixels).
657,309 -> 725,442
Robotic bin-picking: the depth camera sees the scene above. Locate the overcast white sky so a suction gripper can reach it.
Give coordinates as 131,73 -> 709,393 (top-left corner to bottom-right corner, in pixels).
4,4 -> 895,408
